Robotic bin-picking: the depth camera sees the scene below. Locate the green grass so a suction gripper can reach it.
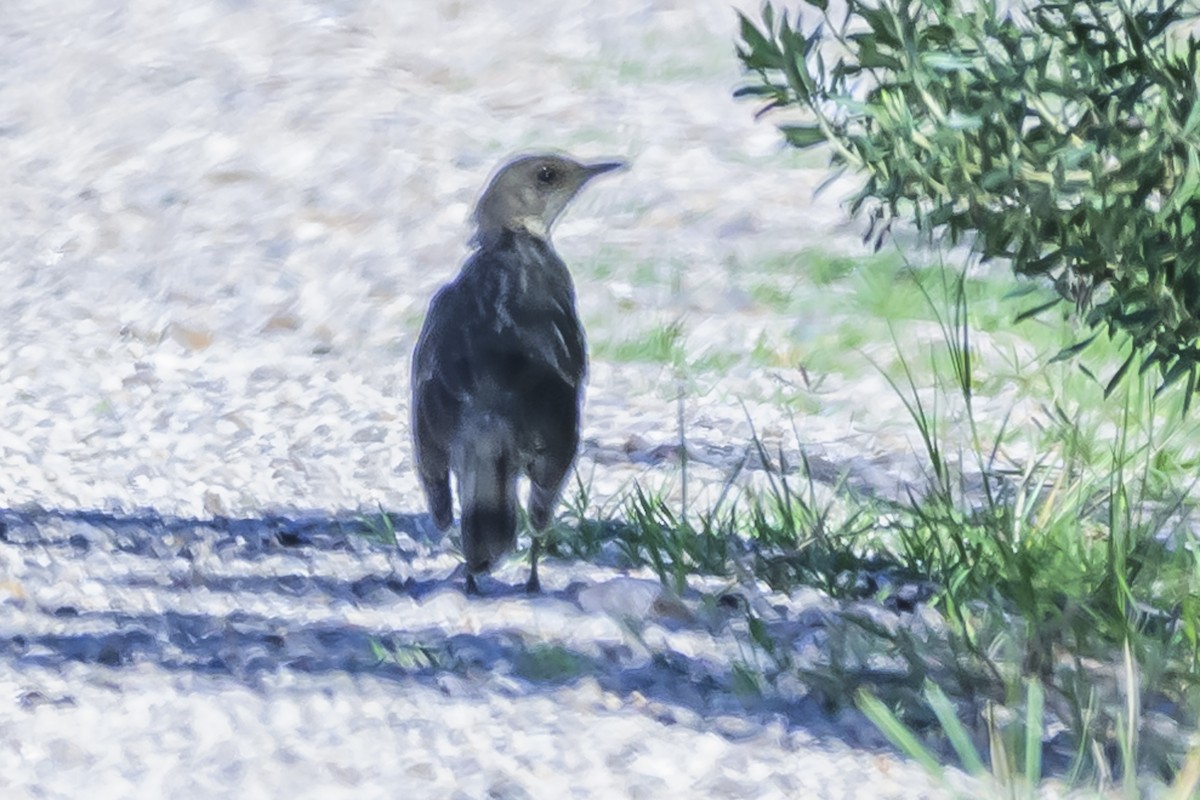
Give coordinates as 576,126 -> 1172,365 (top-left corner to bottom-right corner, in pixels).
370,637 -> 442,671
591,319 -> 686,365
560,253 -> 1200,795
756,248 -> 888,285
747,279 -> 796,311
350,505 -> 399,547
511,642 -> 591,682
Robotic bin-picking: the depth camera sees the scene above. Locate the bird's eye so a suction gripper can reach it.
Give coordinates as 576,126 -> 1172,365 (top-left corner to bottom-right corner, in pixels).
536,165 -> 558,184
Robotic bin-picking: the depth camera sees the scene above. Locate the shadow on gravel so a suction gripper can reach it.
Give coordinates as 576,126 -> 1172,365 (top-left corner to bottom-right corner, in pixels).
0,505 -> 440,554
0,506 -> 870,748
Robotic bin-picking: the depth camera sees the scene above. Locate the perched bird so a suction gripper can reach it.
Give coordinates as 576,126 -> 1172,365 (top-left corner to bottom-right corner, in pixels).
411,153 -> 624,593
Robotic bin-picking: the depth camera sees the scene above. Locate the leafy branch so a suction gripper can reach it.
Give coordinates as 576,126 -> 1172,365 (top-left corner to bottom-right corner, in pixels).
737,0 -> 1200,405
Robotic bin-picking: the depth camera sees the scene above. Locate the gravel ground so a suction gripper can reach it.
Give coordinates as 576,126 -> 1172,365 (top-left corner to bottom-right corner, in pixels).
1,1 -> 982,797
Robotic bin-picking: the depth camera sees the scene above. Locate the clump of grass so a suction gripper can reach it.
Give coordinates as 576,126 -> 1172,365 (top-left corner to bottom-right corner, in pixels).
807,251 -> 862,286
858,678 -> 1040,798
557,254 -> 1200,793
756,248 -> 890,286
852,264 -> 1200,787
748,280 -> 796,311
370,637 -> 442,671
350,504 -> 398,547
592,319 -> 686,365
511,642 -> 590,682
742,425 -> 881,597
539,467 -> 629,563
615,480 -> 739,595
861,644 -> 1200,799
553,440 -> 878,602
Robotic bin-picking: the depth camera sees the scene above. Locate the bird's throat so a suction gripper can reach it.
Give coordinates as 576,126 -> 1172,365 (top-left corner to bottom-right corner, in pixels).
511,216 -> 550,241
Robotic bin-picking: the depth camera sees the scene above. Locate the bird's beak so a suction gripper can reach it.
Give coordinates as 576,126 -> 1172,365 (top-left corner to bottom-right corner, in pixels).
582,160 -> 628,180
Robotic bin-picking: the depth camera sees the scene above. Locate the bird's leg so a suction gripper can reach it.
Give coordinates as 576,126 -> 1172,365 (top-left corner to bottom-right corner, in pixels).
465,573 -> 481,596
420,473 -> 453,530
525,537 -> 541,594
528,482 -> 558,531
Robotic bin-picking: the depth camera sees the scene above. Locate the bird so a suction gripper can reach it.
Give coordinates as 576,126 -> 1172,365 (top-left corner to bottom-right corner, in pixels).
410,153 -> 625,594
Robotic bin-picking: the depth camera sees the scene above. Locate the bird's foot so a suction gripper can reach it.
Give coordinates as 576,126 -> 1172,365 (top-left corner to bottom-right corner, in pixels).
465,573 -> 481,596
526,536 -> 541,594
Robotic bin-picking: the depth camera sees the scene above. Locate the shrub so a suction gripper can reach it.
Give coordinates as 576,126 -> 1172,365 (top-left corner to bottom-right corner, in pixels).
736,0 -> 1200,404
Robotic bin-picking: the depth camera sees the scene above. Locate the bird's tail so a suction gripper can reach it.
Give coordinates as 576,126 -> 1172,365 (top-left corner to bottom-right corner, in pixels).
457,416 -> 519,575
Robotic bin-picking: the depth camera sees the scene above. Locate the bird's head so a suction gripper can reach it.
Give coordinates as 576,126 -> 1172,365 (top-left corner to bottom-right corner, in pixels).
471,153 -> 625,244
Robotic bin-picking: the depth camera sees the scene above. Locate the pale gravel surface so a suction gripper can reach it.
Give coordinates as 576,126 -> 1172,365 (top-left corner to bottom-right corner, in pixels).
0,1 -> 986,797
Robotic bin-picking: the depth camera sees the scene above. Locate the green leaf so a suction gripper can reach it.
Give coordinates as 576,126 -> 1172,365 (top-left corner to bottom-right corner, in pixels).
1049,333 -> 1099,362
779,124 -> 827,148
945,110 -> 983,131
920,52 -> 975,72
852,34 -> 903,70
1156,358 -> 1195,395
1014,297 -> 1062,323
733,84 -> 783,98
1105,351 -> 1137,398
737,12 -> 783,71
858,6 -> 900,47
814,164 -> 848,196
761,1 -> 774,33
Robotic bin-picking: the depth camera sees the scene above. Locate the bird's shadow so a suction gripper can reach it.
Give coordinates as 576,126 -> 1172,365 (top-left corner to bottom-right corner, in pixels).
0,505 -> 910,757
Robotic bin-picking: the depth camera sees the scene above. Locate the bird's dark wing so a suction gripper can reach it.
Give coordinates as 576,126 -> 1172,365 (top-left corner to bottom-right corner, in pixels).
411,283 -> 473,451
410,284 -> 470,527
492,293 -> 586,390
410,235 -> 587,478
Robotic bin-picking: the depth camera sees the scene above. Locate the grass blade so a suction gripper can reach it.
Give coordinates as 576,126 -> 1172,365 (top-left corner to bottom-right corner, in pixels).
857,689 -> 946,779
1023,678 -> 1044,790
924,681 -> 987,777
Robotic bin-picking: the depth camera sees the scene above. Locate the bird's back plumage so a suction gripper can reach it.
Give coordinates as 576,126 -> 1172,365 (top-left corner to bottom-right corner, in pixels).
411,229 -> 586,577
